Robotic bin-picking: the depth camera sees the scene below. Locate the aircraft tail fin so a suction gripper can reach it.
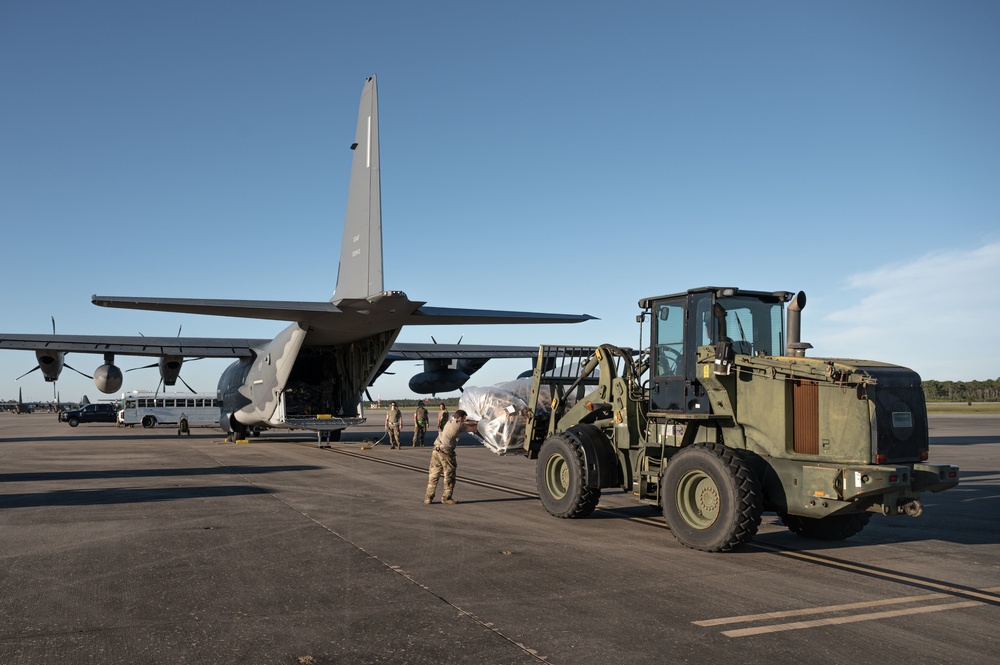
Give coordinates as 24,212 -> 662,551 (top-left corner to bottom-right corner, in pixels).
332,74 -> 383,302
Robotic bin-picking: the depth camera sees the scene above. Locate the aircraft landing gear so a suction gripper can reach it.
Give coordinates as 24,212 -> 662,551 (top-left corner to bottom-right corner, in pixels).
316,429 -> 341,448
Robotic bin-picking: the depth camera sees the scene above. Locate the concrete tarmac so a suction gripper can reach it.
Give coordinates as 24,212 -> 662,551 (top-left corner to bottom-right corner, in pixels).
1,413 -> 997,664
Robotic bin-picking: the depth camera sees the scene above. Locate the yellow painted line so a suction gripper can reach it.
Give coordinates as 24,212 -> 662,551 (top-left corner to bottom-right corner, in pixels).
324,444 -> 1000,622
721,601 -> 983,638
695,587 -> 1000,627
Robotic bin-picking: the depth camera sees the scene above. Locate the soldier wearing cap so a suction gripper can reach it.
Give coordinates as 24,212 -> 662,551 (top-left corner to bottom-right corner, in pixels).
385,402 -> 402,449
424,409 -> 477,504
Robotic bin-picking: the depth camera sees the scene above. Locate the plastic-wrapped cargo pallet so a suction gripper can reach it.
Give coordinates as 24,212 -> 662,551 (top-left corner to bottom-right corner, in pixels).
459,379 -> 547,455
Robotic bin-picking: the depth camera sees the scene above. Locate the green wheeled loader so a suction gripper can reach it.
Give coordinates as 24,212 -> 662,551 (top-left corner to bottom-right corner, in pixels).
521,287 -> 959,552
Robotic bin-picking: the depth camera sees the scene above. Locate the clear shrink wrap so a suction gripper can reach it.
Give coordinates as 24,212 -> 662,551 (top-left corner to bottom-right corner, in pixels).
461,377 -> 587,455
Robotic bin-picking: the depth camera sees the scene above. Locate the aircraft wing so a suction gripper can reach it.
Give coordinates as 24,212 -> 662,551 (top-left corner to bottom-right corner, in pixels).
0,334 -> 545,362
0,333 -> 267,358
385,343 -> 539,361
403,306 -> 596,326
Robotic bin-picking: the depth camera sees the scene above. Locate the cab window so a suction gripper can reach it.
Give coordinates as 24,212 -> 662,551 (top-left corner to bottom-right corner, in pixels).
654,303 -> 684,376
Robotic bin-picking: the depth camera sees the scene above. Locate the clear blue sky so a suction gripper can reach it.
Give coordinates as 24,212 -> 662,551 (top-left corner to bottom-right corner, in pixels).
2,1 -> 998,403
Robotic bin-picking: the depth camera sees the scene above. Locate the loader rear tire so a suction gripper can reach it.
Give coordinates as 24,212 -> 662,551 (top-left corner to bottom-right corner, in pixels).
536,434 -> 601,519
778,512 -> 871,541
661,442 -> 762,552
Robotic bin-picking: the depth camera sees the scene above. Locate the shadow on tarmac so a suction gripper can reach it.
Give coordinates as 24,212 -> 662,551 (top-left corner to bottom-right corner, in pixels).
0,485 -> 269,509
443,495 -> 538,505
0,433 -> 221,444
0,465 -> 322,484
931,436 -> 1000,445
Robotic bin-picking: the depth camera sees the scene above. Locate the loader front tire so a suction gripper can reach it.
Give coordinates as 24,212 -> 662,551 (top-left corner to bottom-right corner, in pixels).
536,434 -> 601,519
661,443 -> 762,552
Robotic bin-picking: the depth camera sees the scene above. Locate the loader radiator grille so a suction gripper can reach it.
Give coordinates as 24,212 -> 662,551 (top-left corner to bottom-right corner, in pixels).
792,380 -> 819,455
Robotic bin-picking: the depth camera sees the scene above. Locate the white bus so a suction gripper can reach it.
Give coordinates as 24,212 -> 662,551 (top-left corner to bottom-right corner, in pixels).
118,391 -> 220,429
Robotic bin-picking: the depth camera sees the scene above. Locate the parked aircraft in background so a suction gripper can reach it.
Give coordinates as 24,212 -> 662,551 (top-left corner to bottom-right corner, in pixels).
0,75 -> 593,440
0,388 -> 76,414
14,387 -> 31,414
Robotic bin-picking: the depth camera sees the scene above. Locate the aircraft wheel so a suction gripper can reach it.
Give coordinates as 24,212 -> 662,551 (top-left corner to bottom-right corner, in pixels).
536,433 -> 601,518
661,442 -> 762,552
778,512 -> 871,541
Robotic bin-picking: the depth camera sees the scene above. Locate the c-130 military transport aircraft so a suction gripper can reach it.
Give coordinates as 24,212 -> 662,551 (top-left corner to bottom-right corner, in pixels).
0,75 -> 594,441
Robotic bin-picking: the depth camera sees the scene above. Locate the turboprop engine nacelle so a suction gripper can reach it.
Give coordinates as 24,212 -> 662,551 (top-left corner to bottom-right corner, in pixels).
408,368 -> 470,395
159,355 -> 184,386
407,354 -> 492,395
35,350 -> 65,382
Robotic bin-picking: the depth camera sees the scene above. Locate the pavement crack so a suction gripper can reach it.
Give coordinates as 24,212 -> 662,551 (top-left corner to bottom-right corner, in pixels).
195,448 -> 550,663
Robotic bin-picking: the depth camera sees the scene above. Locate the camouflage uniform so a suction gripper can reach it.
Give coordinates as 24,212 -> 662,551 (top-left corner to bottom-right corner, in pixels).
425,418 -> 466,503
412,403 -> 429,447
437,403 -> 449,432
385,404 -> 402,449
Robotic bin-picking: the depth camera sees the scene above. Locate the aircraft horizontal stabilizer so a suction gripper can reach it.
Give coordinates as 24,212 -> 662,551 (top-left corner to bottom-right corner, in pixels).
92,296 -> 341,322
91,295 -> 595,339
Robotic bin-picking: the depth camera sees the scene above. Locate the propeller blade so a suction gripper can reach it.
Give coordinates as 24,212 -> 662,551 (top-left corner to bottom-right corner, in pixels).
178,374 -> 197,393
15,365 -> 41,381
51,316 -> 56,335
64,364 -> 94,380
126,362 -> 159,372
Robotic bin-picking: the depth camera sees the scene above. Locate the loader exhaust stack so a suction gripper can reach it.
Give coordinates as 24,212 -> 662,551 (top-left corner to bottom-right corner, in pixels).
785,291 -> 812,357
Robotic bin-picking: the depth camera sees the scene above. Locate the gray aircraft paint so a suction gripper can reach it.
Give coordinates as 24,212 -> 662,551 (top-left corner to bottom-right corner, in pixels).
235,323 -> 307,428
336,75 -> 382,301
0,74 -> 594,435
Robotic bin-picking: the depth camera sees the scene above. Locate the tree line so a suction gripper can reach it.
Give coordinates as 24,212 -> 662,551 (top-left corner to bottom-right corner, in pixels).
923,379 -> 1000,402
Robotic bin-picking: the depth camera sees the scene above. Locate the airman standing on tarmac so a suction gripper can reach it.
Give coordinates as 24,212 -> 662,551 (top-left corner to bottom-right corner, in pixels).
412,401 -> 429,447
437,402 -> 449,432
385,402 -> 402,449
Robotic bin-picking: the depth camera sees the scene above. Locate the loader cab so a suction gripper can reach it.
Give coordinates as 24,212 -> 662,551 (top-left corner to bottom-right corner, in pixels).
642,287 -> 791,414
